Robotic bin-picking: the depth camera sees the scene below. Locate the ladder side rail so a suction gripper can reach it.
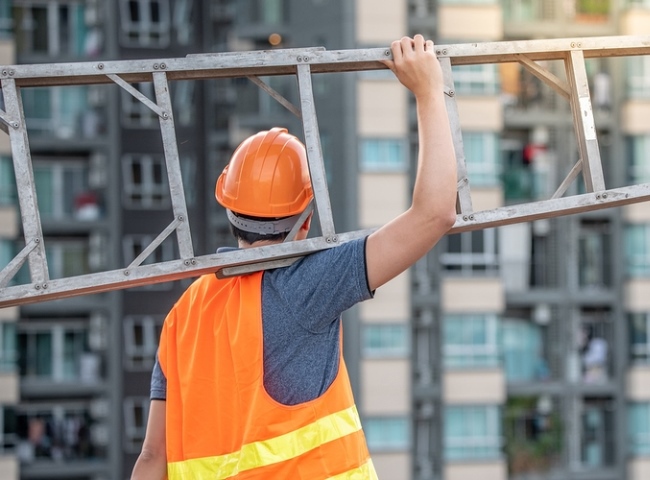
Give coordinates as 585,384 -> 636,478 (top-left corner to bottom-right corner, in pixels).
153,71 -> 195,259
439,57 -> 473,215
296,63 -> 337,240
565,49 -> 606,192
2,78 -> 49,285
2,182 -> 650,308
5,36 -> 649,87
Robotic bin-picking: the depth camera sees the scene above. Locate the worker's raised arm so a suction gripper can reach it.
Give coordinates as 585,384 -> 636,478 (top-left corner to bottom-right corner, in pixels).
366,35 -> 457,291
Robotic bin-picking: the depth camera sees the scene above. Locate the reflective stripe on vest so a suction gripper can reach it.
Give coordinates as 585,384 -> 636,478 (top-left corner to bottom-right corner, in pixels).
167,405 -> 376,479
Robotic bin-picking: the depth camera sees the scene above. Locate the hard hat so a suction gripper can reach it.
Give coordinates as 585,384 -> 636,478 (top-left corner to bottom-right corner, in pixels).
215,128 -> 313,218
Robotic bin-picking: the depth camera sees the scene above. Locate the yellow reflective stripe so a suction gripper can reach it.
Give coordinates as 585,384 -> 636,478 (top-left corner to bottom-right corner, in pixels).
168,405 -> 363,479
326,459 -> 378,480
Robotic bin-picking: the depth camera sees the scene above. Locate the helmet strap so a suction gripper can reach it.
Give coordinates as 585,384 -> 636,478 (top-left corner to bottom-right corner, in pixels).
226,201 -> 314,237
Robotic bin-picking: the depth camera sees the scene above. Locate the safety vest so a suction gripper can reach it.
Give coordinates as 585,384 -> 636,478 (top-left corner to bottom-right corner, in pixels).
158,271 -> 377,479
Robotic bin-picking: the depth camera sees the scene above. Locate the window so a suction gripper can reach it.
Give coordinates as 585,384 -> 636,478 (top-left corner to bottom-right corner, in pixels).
17,321 -> 94,382
0,322 -> 16,373
578,219 -> 611,288
364,417 -> 410,451
444,314 -> 500,368
581,399 -> 615,467
173,81 -> 196,127
33,158 -> 100,221
123,315 -> 163,370
172,0 -> 193,45
45,238 -> 90,278
463,132 -> 500,186
501,318 -> 549,381
121,83 -> 158,127
625,224 -> 650,277
503,0 -> 547,21
441,229 -> 499,274
444,405 -> 501,460
452,64 -> 499,95
122,234 -> 177,290
360,139 -> 407,172
122,154 -> 169,208
14,1 -> 93,57
124,397 -> 149,452
627,56 -> 650,99
0,407 -> 18,454
119,0 -> 171,47
22,86 -> 89,138
14,403 -> 103,461
629,403 -> 650,455
363,324 -> 409,358
630,312 -> 650,363
0,156 -> 16,205
627,135 -> 650,183
237,0 -> 286,25
0,0 -> 11,38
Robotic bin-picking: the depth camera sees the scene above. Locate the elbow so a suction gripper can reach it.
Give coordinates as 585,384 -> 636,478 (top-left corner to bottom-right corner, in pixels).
438,206 -> 457,232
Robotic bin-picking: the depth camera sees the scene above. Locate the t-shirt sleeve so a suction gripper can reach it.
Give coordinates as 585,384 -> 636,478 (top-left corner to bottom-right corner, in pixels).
150,353 -> 167,401
266,236 -> 373,333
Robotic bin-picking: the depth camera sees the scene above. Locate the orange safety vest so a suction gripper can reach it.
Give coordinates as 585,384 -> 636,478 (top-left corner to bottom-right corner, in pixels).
158,271 -> 377,479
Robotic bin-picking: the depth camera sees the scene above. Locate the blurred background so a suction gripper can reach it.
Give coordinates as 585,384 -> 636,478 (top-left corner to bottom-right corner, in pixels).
0,0 -> 649,479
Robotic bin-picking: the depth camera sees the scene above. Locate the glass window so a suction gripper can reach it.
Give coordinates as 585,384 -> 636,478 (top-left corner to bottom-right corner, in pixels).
444,314 -> 500,368
14,1 -> 92,57
629,403 -> 650,455
0,407 -> 18,454
119,0 -> 171,47
630,312 -> 650,363
627,56 -> 650,99
123,315 -> 163,370
122,154 -> 169,208
578,219 -> 611,288
363,324 -> 409,358
17,321 -> 90,381
45,238 -> 90,278
360,139 -> 407,172
625,224 -> 650,277
22,86 -> 89,138
364,417 -> 410,451
0,322 -> 16,373
33,158 -> 97,221
0,0 -> 12,38
452,64 -> 499,95
121,83 -> 158,127
172,0 -> 193,45
0,156 -> 16,205
627,135 -> 650,183
463,132 -> 501,186
441,229 -> 499,274
501,318 -> 550,381
581,399 -> 615,467
445,405 -> 502,460
124,397 -> 149,452
14,403 -> 103,460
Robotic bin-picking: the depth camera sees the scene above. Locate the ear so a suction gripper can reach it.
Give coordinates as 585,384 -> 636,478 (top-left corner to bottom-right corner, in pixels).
300,212 -> 313,232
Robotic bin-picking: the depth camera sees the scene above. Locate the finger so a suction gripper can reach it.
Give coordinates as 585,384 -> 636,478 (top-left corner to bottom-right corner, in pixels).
425,39 -> 434,52
400,36 -> 414,56
392,39 -> 405,63
414,34 -> 425,52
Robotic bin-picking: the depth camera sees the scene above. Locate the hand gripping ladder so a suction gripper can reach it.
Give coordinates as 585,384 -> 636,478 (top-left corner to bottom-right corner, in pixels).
0,35 -> 649,308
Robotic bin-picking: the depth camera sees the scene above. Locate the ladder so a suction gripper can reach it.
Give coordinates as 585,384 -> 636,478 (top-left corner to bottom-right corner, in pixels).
1,35 -> 649,308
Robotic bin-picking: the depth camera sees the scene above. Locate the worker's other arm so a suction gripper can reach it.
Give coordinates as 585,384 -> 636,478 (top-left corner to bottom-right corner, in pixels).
131,399 -> 167,480
366,35 -> 457,291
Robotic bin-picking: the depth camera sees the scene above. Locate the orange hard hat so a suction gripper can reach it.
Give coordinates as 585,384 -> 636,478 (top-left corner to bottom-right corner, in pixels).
215,128 -> 314,218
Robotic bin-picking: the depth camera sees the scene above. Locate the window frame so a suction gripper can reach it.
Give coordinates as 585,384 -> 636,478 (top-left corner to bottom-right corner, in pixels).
123,315 -> 164,371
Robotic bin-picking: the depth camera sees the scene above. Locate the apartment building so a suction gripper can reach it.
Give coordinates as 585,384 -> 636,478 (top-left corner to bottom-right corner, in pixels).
0,0 -> 649,480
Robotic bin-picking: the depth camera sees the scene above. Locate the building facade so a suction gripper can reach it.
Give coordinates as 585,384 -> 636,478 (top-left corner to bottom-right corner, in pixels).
0,1 -> 649,480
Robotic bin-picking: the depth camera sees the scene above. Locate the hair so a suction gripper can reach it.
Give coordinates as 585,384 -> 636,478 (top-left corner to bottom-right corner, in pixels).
229,212 -> 289,245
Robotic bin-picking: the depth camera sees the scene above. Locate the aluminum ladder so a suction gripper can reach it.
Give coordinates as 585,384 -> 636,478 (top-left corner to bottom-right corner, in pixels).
1,35 -> 649,308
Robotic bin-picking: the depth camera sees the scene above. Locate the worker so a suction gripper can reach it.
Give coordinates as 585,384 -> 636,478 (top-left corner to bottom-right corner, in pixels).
131,34 -> 457,479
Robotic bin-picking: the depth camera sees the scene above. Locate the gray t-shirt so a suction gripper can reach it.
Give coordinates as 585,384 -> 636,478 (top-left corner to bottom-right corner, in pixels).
151,237 -> 372,405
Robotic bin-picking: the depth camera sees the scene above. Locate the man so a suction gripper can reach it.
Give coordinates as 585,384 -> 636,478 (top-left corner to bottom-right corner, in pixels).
131,34 -> 457,479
